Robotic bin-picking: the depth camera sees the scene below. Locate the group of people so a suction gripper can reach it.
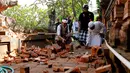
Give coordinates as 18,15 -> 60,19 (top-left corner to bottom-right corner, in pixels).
55,4 -> 106,50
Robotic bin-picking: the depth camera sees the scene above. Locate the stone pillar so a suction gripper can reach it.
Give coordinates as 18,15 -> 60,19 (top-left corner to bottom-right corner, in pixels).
119,1 -> 130,51
111,4 -> 124,48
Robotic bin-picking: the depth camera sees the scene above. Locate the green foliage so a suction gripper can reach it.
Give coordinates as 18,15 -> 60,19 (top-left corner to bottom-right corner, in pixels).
96,0 -> 100,9
96,0 -> 101,16
45,0 -> 88,18
3,0 -> 89,33
3,4 -> 49,33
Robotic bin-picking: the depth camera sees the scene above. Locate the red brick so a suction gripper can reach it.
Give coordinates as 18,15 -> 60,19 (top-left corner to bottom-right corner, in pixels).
79,54 -> 91,63
96,64 -> 111,73
47,48 -> 52,58
71,67 -> 81,73
43,70 -> 49,73
20,54 -> 30,58
23,58 -> 29,62
53,66 -> 59,72
119,29 -> 127,43
15,57 -> 23,64
50,53 -> 56,60
59,67 -> 64,72
77,64 -> 87,71
30,52 -> 38,57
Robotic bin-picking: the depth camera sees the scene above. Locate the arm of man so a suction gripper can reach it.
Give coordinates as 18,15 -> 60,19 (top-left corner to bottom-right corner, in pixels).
100,22 -> 105,38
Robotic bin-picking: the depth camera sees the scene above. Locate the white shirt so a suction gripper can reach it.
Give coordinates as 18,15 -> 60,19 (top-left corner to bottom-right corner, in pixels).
72,21 -> 79,38
57,24 -> 61,36
56,24 -> 69,36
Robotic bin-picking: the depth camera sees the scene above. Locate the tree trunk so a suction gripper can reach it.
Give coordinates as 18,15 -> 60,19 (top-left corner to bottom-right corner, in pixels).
72,0 -> 76,17
48,9 -> 56,33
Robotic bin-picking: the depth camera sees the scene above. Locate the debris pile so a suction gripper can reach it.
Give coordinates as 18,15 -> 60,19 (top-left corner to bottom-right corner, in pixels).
1,42 -> 111,73
77,46 -> 111,73
2,44 -> 61,64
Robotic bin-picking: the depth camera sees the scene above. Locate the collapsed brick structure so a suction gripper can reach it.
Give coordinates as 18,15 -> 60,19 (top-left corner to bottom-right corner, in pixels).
100,0 -> 130,73
1,44 -> 112,73
0,0 -> 18,61
101,0 -> 130,51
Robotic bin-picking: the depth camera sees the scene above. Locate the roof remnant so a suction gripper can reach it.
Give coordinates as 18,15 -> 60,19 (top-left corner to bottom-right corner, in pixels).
0,0 -> 18,12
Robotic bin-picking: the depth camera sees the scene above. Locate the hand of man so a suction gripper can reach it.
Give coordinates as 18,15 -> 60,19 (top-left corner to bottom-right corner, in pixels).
62,38 -> 66,43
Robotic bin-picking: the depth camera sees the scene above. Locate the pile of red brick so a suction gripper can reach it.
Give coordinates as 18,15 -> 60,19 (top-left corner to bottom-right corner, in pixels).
1,44 -> 70,64
77,46 -> 111,73
2,43 -> 111,73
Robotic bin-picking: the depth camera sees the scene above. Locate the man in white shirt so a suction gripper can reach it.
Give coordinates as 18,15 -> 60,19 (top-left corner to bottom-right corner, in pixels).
72,18 -> 79,40
55,19 -> 71,50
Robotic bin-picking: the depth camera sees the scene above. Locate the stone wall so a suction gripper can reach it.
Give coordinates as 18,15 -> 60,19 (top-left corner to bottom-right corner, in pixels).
101,0 -> 130,51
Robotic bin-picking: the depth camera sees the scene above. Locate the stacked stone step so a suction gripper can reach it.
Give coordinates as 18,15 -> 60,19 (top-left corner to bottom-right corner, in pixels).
114,4 -> 124,28
114,4 -> 124,19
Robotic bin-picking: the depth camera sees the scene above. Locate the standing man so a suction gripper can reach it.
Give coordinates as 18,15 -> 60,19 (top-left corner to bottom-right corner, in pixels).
72,17 -> 79,40
66,16 -> 72,33
78,4 -> 94,45
55,18 -> 61,32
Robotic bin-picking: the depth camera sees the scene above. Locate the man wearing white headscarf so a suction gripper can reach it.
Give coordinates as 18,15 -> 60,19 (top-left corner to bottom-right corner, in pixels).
86,16 -> 105,47
55,19 -> 71,50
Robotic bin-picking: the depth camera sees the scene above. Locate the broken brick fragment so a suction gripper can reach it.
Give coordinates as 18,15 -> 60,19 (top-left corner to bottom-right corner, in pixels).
69,66 -> 81,73
77,64 -> 87,71
91,46 -> 103,57
60,53 -> 68,58
96,64 -> 111,73
20,53 -> 30,58
92,59 -> 105,67
50,53 -> 56,60
53,66 -> 59,72
43,70 -> 49,73
79,54 -> 91,63
15,57 -> 23,64
59,67 -> 64,72
23,58 -> 29,62
30,52 -> 38,57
